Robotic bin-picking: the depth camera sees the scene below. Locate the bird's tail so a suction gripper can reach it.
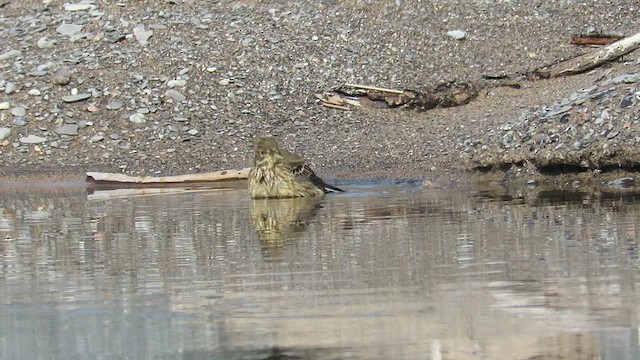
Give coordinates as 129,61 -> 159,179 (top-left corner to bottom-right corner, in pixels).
314,176 -> 343,193
324,183 -> 344,193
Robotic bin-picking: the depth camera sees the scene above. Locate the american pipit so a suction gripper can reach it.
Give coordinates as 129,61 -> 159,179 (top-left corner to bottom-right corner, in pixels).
248,137 -> 343,198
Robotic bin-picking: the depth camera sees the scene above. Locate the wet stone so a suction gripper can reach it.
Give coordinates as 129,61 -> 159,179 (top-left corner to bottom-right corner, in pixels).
558,113 -> 570,124
620,94 -> 634,108
606,177 -> 636,189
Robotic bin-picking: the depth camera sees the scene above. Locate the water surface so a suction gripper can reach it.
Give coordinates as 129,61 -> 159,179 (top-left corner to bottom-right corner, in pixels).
1,182 -> 639,359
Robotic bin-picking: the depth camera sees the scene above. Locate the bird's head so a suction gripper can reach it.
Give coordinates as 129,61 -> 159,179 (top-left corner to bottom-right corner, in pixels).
254,137 -> 280,163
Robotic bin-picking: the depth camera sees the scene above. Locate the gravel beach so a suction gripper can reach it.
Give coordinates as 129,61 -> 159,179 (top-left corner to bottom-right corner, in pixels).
1,0 -> 639,185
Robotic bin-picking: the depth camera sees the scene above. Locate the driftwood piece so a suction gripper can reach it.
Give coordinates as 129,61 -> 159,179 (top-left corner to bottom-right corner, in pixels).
536,31 -> 640,78
319,32 -> 639,113
320,81 -> 480,111
315,93 -> 354,110
86,168 -> 250,186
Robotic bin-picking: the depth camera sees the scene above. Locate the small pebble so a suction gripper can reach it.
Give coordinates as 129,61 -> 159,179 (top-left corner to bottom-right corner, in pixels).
55,124 -> 79,136
37,37 -> 55,49
133,25 -> 153,46
90,134 -> 104,142
56,23 -> 83,36
19,135 -> 47,144
52,67 -> 72,85
62,93 -> 92,103
64,3 -> 95,11
606,177 -> 636,188
623,72 -> 640,84
4,82 -> 16,94
13,117 -> 27,126
0,127 -> 11,141
620,94 -> 634,108
165,89 -> 186,102
129,113 -> 146,124
0,49 -> 21,61
167,79 -> 187,88
446,30 -> 467,40
11,107 -> 26,117
107,101 -> 123,110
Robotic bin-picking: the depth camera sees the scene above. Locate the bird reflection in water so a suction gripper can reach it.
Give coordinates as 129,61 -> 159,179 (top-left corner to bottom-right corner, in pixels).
250,196 -> 324,261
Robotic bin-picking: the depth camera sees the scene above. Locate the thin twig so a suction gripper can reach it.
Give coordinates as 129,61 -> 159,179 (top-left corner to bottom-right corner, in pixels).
320,102 -> 351,111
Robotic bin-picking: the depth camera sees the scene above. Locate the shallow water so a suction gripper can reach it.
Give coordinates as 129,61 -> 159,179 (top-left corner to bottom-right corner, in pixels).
1,182 -> 640,359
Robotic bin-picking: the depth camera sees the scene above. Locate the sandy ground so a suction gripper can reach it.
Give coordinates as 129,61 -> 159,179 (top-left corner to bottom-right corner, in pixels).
1,0 -> 639,186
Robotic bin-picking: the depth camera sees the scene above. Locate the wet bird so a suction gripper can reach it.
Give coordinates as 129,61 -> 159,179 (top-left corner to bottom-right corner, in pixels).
248,137 -> 343,198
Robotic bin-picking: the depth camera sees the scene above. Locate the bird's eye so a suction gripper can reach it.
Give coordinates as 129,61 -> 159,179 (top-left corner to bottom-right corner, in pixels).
258,150 -> 264,156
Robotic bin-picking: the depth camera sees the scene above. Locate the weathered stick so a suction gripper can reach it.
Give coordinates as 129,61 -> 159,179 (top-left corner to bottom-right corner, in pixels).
86,168 -> 250,184
537,31 -> 640,78
570,36 -> 622,46
343,83 -> 405,94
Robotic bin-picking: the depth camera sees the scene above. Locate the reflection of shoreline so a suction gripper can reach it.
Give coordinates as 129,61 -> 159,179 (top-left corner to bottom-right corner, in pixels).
213,280 -> 606,360
0,179 -> 87,195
